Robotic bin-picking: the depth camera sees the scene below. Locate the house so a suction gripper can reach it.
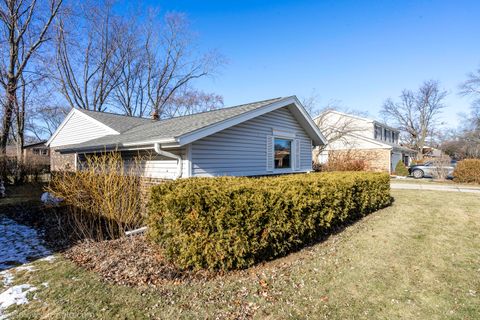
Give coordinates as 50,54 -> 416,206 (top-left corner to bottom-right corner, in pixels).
314,110 -> 416,173
47,96 -> 326,182
23,141 -> 50,167
5,141 -> 50,168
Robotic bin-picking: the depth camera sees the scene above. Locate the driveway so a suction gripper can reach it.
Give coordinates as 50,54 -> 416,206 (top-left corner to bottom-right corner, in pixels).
390,182 -> 480,193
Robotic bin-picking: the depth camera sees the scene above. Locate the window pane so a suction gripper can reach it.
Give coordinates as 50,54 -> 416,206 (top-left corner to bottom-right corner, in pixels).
274,139 -> 291,169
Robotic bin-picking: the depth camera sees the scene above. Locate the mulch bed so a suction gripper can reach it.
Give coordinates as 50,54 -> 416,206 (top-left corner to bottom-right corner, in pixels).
1,199 -> 212,287
63,235 -> 212,287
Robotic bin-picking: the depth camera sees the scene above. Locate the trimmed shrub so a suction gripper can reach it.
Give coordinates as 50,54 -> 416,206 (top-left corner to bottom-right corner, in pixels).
453,159 -> 480,184
394,160 -> 409,176
148,172 -> 391,270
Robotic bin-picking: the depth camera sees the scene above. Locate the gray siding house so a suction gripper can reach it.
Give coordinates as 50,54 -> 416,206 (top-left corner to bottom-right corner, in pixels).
47,96 -> 326,179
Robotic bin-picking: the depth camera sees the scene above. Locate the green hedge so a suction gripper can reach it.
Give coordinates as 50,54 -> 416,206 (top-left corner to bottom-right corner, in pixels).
147,172 -> 391,271
454,159 -> 480,184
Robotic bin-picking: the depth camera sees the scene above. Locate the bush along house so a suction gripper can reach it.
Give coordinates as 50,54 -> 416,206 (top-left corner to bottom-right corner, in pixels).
314,110 -> 417,173
47,96 -> 327,184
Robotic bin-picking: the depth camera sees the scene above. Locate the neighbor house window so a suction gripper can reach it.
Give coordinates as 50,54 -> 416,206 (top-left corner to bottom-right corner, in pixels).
274,138 -> 291,169
32,148 -> 40,155
41,149 -> 48,155
374,125 -> 382,140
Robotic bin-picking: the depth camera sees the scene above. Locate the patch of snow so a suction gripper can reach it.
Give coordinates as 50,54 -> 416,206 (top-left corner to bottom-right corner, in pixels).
0,217 -> 51,271
13,266 -> 36,273
0,284 -> 37,318
0,272 -> 13,287
38,256 -> 55,263
41,283 -> 48,288
40,192 -> 62,206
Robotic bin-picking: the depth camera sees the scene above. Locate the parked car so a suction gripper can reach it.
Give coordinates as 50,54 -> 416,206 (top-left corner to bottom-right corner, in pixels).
408,160 -> 457,179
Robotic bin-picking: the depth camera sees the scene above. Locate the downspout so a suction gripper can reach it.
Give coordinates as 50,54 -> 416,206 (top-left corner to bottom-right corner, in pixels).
154,142 -> 183,179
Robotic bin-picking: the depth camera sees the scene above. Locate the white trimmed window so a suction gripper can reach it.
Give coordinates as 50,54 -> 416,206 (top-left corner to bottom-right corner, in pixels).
274,138 -> 292,169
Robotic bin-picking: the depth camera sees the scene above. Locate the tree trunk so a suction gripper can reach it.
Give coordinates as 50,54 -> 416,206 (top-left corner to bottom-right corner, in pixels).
0,79 -> 16,154
15,134 -> 24,183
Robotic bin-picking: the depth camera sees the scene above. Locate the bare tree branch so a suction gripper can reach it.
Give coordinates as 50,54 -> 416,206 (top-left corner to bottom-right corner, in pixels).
381,80 -> 447,158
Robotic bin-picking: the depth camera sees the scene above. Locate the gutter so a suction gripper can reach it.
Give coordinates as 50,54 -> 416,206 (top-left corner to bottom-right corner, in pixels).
154,142 -> 183,179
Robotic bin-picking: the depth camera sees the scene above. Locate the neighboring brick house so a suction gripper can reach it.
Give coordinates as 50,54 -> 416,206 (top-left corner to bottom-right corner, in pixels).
314,110 -> 417,174
23,141 -> 50,167
5,141 -> 50,168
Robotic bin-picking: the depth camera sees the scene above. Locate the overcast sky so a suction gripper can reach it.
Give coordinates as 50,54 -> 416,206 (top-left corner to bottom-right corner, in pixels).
136,0 -> 479,128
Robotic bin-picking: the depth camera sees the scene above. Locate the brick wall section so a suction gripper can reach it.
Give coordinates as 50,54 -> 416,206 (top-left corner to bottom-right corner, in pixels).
362,149 -> 391,172
139,177 -> 169,204
329,149 -> 391,173
50,148 -> 76,172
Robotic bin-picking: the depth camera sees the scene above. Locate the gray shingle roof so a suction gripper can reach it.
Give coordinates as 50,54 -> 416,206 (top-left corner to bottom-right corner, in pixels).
78,109 -> 154,133
59,97 -> 286,151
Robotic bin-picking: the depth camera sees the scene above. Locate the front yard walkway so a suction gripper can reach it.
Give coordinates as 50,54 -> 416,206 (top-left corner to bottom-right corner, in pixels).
391,181 -> 480,193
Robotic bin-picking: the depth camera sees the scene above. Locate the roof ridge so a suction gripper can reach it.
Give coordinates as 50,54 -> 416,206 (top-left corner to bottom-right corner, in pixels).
76,97 -> 285,122
153,96 -> 285,122
77,108 -> 152,121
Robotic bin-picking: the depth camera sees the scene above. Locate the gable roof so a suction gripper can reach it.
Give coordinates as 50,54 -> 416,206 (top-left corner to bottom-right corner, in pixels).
52,96 -> 327,153
77,109 -> 154,133
23,140 -> 47,149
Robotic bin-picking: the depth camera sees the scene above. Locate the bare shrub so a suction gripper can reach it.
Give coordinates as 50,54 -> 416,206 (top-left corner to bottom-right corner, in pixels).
46,152 -> 145,241
322,150 -> 371,172
431,155 -> 452,180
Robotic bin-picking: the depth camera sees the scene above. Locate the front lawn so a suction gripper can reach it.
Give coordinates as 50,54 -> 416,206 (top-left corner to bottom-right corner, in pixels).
2,189 -> 480,319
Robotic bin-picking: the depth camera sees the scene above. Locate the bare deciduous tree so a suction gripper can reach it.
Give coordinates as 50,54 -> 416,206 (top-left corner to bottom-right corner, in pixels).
0,0 -> 62,156
27,104 -> 68,139
54,4 -> 223,119
144,13 -> 222,119
303,94 -> 368,165
161,89 -> 223,118
459,66 -> 480,109
54,1 -> 124,112
381,80 -> 447,158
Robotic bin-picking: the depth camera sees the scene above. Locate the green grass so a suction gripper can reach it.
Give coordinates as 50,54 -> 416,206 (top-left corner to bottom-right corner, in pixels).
2,190 -> 480,319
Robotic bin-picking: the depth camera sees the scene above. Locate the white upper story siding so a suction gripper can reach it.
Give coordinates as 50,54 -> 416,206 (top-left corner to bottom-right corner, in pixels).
317,110 -> 400,146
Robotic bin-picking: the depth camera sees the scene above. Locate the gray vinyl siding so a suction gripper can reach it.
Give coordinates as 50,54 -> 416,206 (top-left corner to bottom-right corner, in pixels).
191,107 -> 313,177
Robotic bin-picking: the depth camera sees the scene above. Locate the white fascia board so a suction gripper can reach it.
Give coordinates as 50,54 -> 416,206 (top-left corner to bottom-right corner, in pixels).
177,96 -> 327,146
57,144 -> 154,154
288,96 -> 328,146
122,138 -> 177,147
